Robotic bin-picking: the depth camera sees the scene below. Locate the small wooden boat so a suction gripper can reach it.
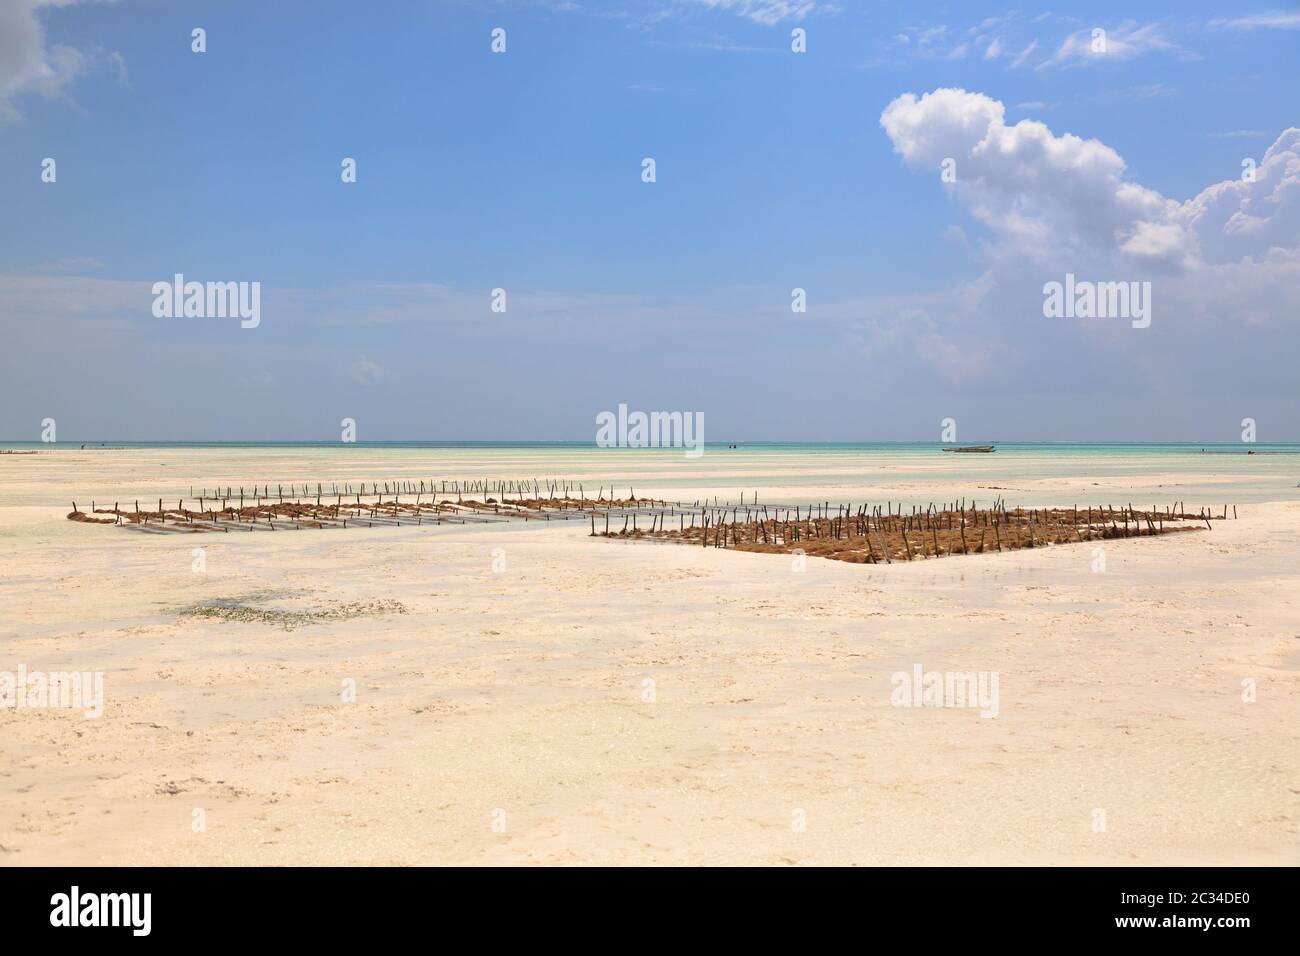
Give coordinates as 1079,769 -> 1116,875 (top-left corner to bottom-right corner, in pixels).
942,445 -> 996,453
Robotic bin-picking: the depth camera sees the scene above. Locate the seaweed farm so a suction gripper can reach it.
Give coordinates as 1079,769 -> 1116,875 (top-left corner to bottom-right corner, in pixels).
64,478 -> 1233,565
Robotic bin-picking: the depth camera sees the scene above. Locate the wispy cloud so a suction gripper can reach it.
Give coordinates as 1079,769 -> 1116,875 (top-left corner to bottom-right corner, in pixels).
681,1 -> 832,26
1129,82 -> 1174,99
884,15 -> 1187,72
9,256 -> 107,275
672,37 -> 777,53
1009,39 -> 1039,68
1209,11 -> 1300,31
1039,21 -> 1180,69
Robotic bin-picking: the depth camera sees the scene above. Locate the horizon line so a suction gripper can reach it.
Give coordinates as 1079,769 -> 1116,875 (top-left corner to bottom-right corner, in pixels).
4,439 -> 1297,447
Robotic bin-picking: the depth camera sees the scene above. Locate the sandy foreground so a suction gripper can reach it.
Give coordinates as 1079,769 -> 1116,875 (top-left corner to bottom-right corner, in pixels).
1,449 -> 1298,865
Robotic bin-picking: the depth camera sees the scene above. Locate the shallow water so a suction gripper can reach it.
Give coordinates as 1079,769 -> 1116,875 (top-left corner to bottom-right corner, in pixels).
3,441 -> 1297,510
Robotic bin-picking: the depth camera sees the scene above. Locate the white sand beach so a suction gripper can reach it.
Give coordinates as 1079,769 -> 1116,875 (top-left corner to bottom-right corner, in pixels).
1,446 -> 1298,865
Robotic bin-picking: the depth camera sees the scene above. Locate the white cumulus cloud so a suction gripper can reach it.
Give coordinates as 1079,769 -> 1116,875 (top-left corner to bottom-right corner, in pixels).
880,87 -> 1186,268
874,87 -> 1300,384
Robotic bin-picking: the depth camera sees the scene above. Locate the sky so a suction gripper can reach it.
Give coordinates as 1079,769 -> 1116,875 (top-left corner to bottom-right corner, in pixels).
0,0 -> 1297,442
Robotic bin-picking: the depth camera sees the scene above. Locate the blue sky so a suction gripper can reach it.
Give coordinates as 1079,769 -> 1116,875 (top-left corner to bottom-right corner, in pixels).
1,0 -> 1298,441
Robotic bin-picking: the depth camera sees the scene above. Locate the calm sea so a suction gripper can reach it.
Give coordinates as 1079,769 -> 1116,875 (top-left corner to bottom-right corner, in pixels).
4,441 -> 1298,507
